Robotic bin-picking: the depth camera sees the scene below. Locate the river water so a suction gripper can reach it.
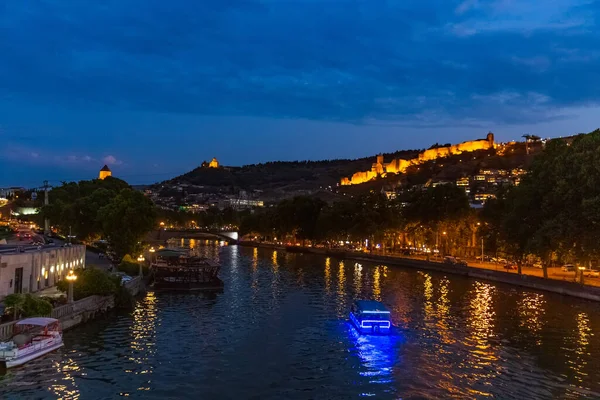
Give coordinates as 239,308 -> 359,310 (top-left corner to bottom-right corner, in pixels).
1,243 -> 600,399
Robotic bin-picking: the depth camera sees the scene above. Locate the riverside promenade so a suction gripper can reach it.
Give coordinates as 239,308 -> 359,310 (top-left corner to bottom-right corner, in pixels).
0,276 -> 143,341
240,241 -> 600,302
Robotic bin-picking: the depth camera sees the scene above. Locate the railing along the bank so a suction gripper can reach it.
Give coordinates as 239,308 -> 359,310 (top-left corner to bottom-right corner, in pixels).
124,276 -> 143,295
0,295 -> 113,341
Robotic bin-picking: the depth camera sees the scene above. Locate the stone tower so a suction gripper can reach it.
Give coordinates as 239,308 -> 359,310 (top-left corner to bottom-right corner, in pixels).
209,158 -> 219,168
486,132 -> 495,147
99,165 -> 112,180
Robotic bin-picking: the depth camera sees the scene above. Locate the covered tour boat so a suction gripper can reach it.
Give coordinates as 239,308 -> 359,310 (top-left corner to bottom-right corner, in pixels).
151,249 -> 223,291
0,317 -> 64,368
350,300 -> 392,335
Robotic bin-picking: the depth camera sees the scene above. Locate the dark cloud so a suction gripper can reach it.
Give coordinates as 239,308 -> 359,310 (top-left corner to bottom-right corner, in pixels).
0,0 -> 598,126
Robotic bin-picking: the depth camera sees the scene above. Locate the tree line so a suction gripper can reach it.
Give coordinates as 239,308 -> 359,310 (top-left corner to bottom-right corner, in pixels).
40,177 -> 156,259
240,129 -> 600,277
241,184 -> 477,256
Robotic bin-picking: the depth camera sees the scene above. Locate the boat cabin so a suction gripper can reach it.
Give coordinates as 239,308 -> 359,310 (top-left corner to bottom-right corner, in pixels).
349,300 -> 392,335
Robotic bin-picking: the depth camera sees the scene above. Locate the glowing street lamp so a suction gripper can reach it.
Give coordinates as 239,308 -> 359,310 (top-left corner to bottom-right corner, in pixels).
137,255 -> 145,277
66,270 -> 77,303
149,247 -> 156,263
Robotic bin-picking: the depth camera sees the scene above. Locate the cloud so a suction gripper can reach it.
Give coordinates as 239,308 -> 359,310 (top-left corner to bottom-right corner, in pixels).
0,0 -> 598,129
103,155 -> 122,165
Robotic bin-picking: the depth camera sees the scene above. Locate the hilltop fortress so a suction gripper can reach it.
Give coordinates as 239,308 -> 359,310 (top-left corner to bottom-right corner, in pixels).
341,133 -> 496,185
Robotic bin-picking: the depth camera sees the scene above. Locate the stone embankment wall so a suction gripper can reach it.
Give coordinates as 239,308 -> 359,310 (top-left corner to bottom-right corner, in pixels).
0,276 -> 144,341
240,242 -> 600,302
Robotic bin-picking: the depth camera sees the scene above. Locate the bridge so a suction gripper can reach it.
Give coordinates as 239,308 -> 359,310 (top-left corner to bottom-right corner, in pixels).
146,229 -> 239,244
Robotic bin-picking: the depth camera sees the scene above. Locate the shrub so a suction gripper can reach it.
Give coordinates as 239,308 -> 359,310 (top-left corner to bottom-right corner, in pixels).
3,294 -> 53,318
118,260 -> 148,277
57,268 -> 118,301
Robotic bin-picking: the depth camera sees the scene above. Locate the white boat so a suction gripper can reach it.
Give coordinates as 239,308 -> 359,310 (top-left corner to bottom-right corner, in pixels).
0,317 -> 63,368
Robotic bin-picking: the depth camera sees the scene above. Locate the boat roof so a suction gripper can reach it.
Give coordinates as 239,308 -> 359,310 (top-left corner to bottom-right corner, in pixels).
354,300 -> 390,313
16,317 -> 59,326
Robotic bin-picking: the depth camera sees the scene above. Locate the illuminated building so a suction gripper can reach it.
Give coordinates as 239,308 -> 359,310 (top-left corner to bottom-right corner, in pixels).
208,157 -> 219,168
98,165 -> 112,180
341,133 -> 495,185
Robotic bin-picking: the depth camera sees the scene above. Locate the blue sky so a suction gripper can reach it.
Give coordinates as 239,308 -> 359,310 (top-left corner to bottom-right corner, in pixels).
1,0 -> 599,186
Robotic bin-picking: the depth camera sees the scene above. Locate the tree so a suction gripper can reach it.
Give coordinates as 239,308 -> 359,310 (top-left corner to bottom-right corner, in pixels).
40,177 -> 131,241
4,294 -> 52,319
57,268 -> 119,301
499,130 -> 600,276
98,190 -> 157,259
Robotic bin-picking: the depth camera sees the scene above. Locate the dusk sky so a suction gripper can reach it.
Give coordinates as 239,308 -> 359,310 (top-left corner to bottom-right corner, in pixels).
1,0 -> 599,186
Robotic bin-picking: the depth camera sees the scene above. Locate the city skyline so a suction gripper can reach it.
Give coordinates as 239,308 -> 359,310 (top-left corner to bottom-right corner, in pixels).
1,0 -> 600,185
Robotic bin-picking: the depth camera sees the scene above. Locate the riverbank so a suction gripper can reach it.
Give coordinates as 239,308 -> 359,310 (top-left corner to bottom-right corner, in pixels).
239,241 -> 600,302
0,276 -> 144,341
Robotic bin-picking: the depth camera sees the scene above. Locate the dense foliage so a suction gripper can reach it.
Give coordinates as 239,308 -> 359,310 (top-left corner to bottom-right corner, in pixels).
3,294 -> 53,319
118,256 -> 148,277
41,177 -> 157,258
485,130 -> 600,272
241,186 -> 474,255
56,268 -> 119,301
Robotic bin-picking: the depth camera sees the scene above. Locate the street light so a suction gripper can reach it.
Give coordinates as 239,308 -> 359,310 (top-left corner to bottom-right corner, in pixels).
137,255 -> 145,277
66,270 -> 77,303
149,247 -> 156,264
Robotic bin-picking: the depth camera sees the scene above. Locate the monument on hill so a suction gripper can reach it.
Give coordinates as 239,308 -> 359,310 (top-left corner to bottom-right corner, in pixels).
341,133 -> 495,186
98,165 -> 112,180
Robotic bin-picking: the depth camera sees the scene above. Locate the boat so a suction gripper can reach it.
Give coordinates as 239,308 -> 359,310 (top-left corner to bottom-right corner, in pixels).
0,317 -> 64,368
151,250 -> 224,291
349,300 -> 392,335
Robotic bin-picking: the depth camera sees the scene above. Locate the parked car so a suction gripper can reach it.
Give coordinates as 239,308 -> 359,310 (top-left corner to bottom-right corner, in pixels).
584,268 -> 600,277
504,262 -> 518,270
532,261 -> 543,269
112,272 -> 133,285
443,256 -> 468,266
561,264 -> 577,272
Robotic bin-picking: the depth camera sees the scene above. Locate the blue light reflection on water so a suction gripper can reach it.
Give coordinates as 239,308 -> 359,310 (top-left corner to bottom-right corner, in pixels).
344,321 -> 405,396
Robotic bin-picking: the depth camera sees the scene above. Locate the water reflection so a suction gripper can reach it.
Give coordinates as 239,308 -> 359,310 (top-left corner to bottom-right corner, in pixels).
337,261 -> 346,315
324,257 -> 331,294
3,246 -> 600,399
348,323 -> 402,390
422,272 -> 433,321
49,357 -> 81,399
353,263 -> 363,295
436,278 -> 452,345
518,292 -> 546,344
372,267 -> 381,301
572,312 -> 592,385
129,291 -> 158,391
463,281 -> 498,397
272,250 -> 278,271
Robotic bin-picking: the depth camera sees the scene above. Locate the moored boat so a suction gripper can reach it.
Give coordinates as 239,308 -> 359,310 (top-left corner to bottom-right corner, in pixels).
151,249 -> 223,291
350,300 -> 392,335
0,317 -> 64,368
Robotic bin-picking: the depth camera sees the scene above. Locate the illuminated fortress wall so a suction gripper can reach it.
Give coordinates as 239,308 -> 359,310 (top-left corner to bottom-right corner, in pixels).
341,133 -> 495,185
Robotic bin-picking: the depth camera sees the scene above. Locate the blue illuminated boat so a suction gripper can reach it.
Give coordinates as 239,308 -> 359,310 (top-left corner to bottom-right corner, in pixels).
349,300 -> 392,335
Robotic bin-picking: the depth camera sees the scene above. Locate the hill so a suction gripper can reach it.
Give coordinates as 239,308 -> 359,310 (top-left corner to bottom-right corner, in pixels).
161,149 -> 420,192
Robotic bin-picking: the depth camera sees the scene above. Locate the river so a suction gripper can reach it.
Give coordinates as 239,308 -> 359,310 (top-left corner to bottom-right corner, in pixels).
1,243 -> 600,399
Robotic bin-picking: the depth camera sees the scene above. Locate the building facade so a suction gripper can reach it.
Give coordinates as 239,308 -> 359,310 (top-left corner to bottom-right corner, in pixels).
0,245 -> 86,300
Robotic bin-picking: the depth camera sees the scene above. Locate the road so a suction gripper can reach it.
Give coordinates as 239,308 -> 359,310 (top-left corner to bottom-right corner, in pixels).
0,229 -> 113,271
